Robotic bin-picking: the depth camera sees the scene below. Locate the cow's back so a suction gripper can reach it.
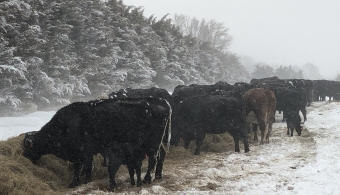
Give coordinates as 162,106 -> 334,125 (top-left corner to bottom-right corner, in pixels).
83,98 -> 171,146
174,95 -> 246,135
109,88 -> 173,109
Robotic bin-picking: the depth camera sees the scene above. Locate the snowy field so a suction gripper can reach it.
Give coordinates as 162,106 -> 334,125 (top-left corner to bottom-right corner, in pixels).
1,101 -> 340,194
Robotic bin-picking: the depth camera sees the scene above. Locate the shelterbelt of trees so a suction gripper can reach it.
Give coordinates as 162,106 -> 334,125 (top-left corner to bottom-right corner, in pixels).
0,0 -> 249,116
2,0 -> 338,117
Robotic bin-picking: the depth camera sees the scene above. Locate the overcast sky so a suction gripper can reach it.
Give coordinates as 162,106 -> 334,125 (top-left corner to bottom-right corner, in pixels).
123,0 -> 340,79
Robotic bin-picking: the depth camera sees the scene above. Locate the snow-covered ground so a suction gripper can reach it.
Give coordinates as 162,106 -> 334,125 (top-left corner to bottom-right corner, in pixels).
1,101 -> 339,194
0,111 -> 55,140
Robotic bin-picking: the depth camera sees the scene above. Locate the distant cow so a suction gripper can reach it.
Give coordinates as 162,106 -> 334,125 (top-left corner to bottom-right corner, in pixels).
273,87 -> 307,123
250,77 -> 310,120
244,88 -> 276,144
303,79 -> 314,106
23,98 -> 171,191
172,93 -> 249,155
251,81 -> 307,122
283,79 -> 313,107
172,82 -> 233,108
313,80 -> 340,101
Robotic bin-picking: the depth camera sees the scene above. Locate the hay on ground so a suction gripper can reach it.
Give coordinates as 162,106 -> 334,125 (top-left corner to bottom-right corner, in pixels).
0,135 -> 111,195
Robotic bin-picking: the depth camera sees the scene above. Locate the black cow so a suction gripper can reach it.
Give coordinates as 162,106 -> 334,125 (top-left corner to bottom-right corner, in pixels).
23,98 -> 171,191
172,94 -> 249,155
103,141 -> 146,187
303,79 -> 314,106
273,87 -> 307,123
286,110 -> 303,136
108,87 -> 174,147
313,80 -> 340,101
172,82 -> 233,108
172,85 -> 210,107
171,82 -> 234,146
283,79 -> 314,107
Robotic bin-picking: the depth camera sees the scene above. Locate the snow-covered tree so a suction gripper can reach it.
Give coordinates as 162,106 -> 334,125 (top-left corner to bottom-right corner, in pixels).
0,0 -> 249,115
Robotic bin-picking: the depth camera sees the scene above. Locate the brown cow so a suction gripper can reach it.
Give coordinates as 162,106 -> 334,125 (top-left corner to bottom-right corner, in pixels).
244,88 -> 276,144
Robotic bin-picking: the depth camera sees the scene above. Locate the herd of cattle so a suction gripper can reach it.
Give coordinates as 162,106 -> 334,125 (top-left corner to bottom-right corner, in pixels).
22,77 -> 340,191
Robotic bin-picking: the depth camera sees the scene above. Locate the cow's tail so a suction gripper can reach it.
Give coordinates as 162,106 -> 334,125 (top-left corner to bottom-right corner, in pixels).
165,99 -> 172,154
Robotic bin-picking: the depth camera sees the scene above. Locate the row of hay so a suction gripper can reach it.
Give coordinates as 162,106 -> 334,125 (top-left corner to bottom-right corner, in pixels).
0,131 -> 242,194
0,135 -> 110,195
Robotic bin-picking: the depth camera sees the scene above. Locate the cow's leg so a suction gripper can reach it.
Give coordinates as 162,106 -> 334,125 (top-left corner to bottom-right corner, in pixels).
105,149 -> 123,191
127,165 -> 136,185
243,136 -> 250,153
282,111 -> 287,122
102,155 -> 107,167
287,127 -> 290,135
183,134 -> 194,149
265,123 -> 270,143
232,133 -> 240,152
108,163 -> 121,191
241,126 -> 250,153
133,151 -> 144,187
170,130 -> 180,146
287,123 -> 294,136
301,108 -> 307,122
84,155 -> 94,184
69,161 -> 82,188
239,121 -> 250,153
286,121 -> 291,135
143,151 -> 158,184
136,163 -> 142,187
184,139 -> 191,149
258,121 -> 266,145
290,127 -> 294,136
155,145 -> 166,180
194,133 -> 205,155
252,123 -> 258,142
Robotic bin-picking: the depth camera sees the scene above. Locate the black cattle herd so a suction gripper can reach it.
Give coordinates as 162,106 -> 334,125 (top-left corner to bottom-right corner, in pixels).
22,77 -> 340,192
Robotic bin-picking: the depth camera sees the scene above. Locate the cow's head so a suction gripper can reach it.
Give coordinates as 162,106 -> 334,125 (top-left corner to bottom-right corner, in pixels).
23,131 -> 43,163
297,123 -> 304,136
295,123 -> 303,136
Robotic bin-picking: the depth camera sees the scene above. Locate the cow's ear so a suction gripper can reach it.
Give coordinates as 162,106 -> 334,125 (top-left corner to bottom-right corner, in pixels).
25,139 -> 33,148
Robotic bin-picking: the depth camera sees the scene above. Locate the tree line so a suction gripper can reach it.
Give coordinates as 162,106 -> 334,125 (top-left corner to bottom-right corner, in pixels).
251,64 -> 303,79
0,0 -> 248,116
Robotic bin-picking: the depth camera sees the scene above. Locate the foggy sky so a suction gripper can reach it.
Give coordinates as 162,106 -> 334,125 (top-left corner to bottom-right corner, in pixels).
123,0 -> 340,79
